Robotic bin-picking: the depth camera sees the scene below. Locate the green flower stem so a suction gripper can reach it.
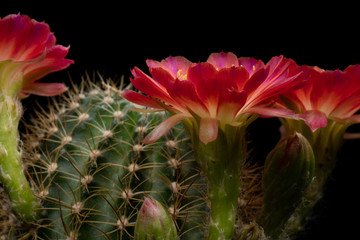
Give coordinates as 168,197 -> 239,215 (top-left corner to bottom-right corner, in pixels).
184,119 -> 247,240
0,95 -> 37,221
205,154 -> 242,240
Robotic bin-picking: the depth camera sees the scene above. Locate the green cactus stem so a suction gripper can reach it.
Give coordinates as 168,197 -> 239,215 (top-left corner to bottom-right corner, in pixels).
0,94 -> 37,221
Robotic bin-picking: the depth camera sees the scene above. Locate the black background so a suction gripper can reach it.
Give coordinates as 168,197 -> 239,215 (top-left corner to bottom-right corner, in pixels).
2,3 -> 360,239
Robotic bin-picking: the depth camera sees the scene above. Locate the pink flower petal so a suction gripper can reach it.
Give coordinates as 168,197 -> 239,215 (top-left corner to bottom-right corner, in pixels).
243,68 -> 266,93
199,117 -> 219,144
206,52 -> 239,69
217,89 -> 247,122
146,56 -> 192,79
187,63 -> 219,116
344,133 -> 360,139
217,66 -> 249,91
143,113 -> 190,143
122,89 -> 163,109
330,88 -> 360,118
344,64 -> 360,73
264,56 -> 301,88
238,57 -> 265,76
130,67 -> 177,106
21,82 -> 68,96
243,56 -> 304,111
0,14 -> 49,61
245,107 -> 295,118
297,110 -> 328,132
349,114 -> 360,123
167,78 -> 209,117
22,46 -> 73,84
309,70 -> 347,115
264,55 -> 286,80
148,67 -> 176,89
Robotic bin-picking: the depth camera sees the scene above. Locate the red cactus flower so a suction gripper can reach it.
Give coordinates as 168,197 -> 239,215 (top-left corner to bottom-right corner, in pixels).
279,65 -> 360,131
0,14 -> 73,97
124,52 -> 304,144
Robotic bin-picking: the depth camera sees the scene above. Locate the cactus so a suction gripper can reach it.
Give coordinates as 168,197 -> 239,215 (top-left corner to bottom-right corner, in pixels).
13,73 -> 207,239
0,72 -> 344,240
0,73 -> 296,240
0,19 -> 356,238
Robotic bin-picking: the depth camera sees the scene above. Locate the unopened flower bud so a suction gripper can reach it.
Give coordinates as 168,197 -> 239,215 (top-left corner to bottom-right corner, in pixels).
260,132 -> 315,238
134,197 -> 177,240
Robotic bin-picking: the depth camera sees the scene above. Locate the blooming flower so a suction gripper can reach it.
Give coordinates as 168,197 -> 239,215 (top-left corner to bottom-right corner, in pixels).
0,14 -> 73,97
278,64 -> 360,131
124,52 -> 304,144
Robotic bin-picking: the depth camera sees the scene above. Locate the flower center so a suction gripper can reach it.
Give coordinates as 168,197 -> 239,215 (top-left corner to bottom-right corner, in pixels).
176,69 -> 187,81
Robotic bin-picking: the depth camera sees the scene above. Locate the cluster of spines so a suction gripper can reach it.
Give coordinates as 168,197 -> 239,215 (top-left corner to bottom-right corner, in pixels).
18,74 -> 207,240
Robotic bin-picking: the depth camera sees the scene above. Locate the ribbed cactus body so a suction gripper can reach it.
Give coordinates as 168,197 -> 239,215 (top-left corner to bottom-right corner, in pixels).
22,77 -> 206,239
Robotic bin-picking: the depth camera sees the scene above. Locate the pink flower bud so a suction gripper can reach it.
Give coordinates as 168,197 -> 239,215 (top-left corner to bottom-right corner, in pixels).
135,197 -> 177,240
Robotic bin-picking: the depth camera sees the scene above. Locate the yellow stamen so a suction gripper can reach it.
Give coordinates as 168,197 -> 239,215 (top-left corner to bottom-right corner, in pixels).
176,69 -> 187,80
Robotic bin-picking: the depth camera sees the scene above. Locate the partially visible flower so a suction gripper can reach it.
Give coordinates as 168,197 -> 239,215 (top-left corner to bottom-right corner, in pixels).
0,14 -> 73,97
0,13 -> 73,220
123,52 -> 304,144
276,65 -> 360,235
279,65 -> 360,131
